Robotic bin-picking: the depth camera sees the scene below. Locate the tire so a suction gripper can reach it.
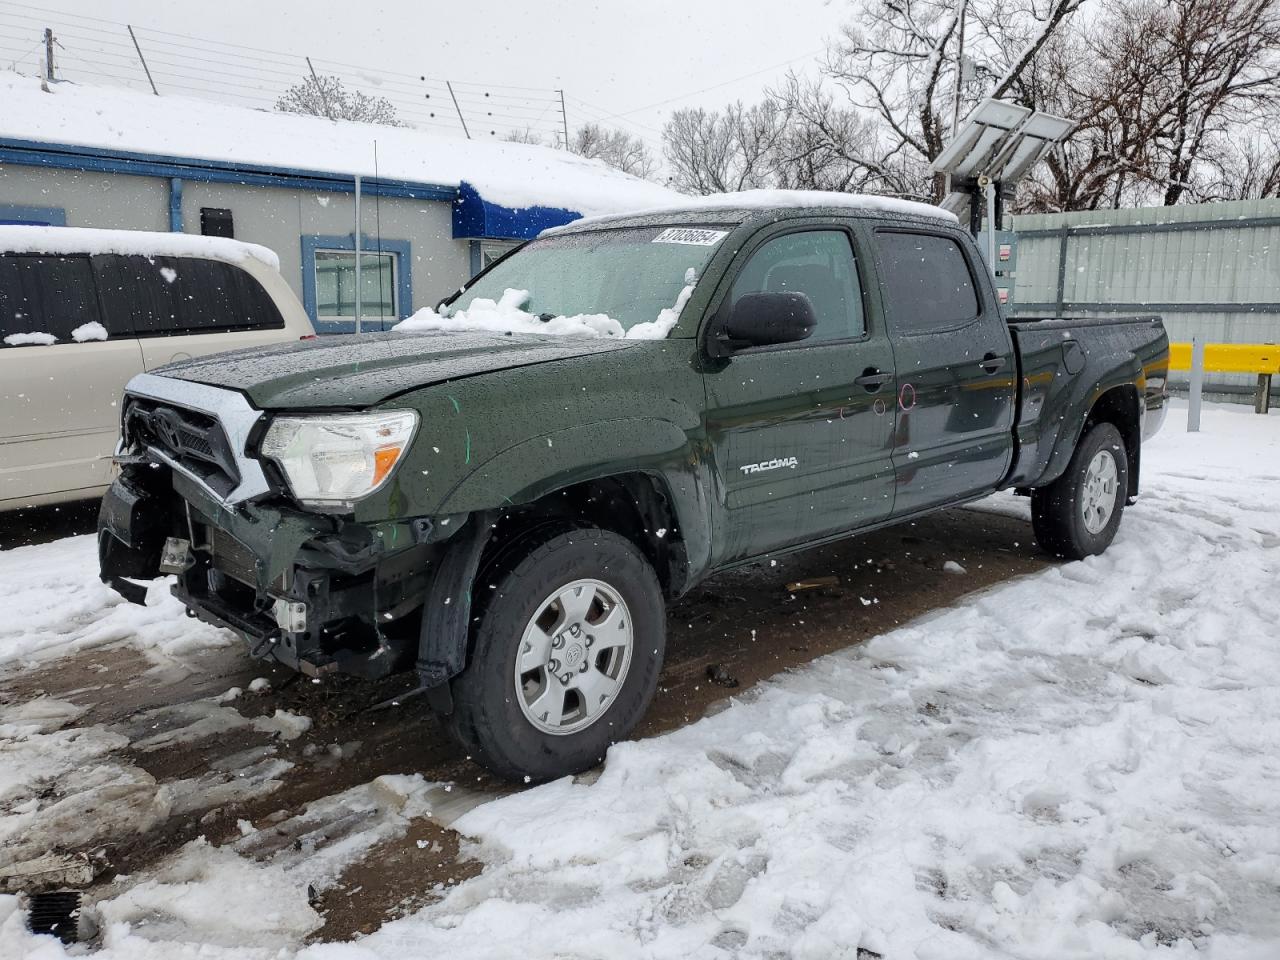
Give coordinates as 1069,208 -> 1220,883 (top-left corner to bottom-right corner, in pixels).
1031,422 -> 1128,560
445,528 -> 666,782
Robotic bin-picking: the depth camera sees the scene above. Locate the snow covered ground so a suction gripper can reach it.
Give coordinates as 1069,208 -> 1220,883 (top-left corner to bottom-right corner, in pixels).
2,399 -> 1278,958
0,534 -> 234,671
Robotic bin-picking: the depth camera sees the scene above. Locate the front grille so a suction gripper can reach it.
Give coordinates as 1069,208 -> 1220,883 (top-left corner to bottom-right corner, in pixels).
123,396 -> 242,498
179,430 -> 214,457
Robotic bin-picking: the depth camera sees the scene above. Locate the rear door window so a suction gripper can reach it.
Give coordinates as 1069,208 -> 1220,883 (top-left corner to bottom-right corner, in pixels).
0,253 -> 115,346
91,255 -> 284,336
876,232 -> 979,332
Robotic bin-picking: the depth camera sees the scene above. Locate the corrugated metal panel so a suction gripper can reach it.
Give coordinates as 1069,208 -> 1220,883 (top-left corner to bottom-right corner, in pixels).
1009,201 -> 1280,396
1013,234 -> 1060,302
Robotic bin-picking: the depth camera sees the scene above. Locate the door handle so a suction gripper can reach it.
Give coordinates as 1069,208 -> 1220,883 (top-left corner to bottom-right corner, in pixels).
979,352 -> 1006,374
855,367 -> 892,392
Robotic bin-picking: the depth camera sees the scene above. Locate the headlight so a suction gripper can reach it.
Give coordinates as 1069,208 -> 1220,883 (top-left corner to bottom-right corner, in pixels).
259,411 -> 418,506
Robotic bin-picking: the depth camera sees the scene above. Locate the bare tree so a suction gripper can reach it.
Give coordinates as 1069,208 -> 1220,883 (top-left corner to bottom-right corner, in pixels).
772,74 -> 916,193
1018,0 -> 1280,211
661,0 -> 1280,210
503,128 -> 546,145
825,0 -> 1086,200
662,81 -> 918,196
567,122 -> 657,179
662,101 -> 790,193
1151,0 -> 1280,205
276,74 -> 403,126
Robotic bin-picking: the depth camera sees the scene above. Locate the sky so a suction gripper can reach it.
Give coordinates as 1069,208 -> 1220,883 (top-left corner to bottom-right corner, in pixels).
0,0 -> 852,169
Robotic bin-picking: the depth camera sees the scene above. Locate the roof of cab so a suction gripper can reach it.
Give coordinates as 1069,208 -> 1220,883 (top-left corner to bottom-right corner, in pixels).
543,189 -> 959,237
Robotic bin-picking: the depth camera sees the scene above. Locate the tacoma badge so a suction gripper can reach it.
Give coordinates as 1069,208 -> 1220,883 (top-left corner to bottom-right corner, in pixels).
739,457 -> 799,475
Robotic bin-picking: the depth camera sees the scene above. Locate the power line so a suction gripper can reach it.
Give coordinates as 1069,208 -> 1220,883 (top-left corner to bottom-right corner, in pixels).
568,95 -> 666,136
0,5 -> 786,159
3,2 -> 558,99
590,48 -> 826,120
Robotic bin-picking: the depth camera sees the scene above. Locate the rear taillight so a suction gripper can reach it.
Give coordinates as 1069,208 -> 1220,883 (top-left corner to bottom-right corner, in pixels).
300,334 -> 317,340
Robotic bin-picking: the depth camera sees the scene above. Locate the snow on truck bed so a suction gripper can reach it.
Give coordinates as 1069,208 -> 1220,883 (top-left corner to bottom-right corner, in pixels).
2,400 -> 1279,958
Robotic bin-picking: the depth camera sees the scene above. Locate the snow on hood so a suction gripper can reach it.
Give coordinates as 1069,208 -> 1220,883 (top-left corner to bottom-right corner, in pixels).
0,74 -> 679,219
0,224 -> 280,271
546,188 -> 959,234
394,280 -> 696,341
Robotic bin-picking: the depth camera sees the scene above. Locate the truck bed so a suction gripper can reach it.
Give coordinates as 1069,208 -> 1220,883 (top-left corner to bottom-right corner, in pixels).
1004,314 -> 1170,492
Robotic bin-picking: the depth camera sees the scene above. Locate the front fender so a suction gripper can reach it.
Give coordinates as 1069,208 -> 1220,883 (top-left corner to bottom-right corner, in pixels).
439,418 -> 713,575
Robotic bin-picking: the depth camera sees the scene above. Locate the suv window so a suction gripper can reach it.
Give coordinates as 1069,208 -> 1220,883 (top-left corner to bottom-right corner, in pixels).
92,255 -> 284,336
0,253 -> 111,346
729,230 -> 864,343
876,231 -> 979,332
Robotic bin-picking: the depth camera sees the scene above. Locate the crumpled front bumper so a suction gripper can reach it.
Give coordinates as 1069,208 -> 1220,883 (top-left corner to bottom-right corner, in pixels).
98,464 -> 441,679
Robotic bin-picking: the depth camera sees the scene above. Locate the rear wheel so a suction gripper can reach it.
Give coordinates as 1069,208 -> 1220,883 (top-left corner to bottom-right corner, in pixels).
445,528 -> 665,782
1031,422 -> 1128,560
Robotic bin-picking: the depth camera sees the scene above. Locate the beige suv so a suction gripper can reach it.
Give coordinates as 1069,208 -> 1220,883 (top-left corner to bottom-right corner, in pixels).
0,226 -> 314,511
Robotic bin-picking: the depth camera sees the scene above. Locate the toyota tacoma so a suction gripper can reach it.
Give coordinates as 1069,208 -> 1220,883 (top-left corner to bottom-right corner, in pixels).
98,195 -> 1169,781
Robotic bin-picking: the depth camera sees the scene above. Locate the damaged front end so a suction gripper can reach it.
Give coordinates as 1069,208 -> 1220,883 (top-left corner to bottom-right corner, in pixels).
97,374 -> 457,681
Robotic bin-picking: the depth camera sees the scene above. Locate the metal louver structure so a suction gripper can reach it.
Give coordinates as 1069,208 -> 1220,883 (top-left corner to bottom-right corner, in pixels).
932,98 -> 1074,267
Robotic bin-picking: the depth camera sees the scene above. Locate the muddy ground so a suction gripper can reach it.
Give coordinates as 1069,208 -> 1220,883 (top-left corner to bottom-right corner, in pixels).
0,499 -> 1051,943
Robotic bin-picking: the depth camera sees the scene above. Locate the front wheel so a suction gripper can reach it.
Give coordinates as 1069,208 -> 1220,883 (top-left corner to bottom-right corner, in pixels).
445,528 -> 666,782
1031,422 -> 1128,560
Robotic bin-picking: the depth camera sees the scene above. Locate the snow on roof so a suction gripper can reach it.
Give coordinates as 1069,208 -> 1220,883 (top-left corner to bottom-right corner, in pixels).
550,188 -> 960,233
0,224 -> 281,271
0,74 -> 679,218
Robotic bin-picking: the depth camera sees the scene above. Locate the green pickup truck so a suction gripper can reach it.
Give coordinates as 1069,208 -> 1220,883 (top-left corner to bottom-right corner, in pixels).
98,195 -> 1169,781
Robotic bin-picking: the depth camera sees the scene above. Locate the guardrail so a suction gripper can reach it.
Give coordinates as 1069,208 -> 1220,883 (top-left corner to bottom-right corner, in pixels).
1169,341 -> 1277,429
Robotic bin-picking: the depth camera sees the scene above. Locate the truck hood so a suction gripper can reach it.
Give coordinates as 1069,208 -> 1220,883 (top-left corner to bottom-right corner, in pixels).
156,330 -> 643,409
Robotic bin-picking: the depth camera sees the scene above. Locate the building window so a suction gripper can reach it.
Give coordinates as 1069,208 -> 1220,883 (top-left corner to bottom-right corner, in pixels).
200,207 -> 234,238
480,240 -> 518,270
314,251 -> 397,322
0,204 -> 67,226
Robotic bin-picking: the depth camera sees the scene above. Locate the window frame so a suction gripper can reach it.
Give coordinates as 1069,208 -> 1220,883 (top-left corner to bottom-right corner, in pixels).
478,239 -> 519,274
704,220 -> 874,356
300,235 -> 413,331
871,226 -> 986,338
312,248 -> 400,324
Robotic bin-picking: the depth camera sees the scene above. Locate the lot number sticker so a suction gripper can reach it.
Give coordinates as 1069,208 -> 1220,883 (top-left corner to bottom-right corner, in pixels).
652,228 -> 728,246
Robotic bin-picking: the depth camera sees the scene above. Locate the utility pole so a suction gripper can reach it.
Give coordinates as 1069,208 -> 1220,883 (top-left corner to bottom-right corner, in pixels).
558,89 -> 569,150
128,25 -> 158,95
950,0 -> 968,138
446,82 -> 470,139
353,174 -> 362,335
43,28 -> 55,81
306,57 -> 335,121
945,0 -> 969,196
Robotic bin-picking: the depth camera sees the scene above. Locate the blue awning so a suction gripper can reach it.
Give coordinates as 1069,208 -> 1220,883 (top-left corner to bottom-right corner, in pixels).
452,180 -> 581,240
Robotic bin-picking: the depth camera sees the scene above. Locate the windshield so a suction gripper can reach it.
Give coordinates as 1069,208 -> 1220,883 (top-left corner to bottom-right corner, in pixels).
448,225 -> 729,334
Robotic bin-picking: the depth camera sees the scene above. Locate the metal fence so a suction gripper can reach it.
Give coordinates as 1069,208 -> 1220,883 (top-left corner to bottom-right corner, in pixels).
1008,199 -> 1280,397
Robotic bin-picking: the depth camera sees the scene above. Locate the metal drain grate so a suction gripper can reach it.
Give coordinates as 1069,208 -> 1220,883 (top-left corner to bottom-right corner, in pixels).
27,890 -> 82,943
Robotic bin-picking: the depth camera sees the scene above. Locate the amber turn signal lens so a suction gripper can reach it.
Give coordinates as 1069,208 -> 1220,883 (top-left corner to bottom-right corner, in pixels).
372,446 -> 404,487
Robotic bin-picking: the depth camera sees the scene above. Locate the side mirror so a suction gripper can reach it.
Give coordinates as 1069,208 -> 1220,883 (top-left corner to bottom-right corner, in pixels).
715,291 -> 816,354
